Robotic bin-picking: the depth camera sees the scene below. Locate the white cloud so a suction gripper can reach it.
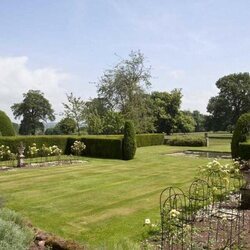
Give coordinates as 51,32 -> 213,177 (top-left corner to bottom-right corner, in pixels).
0,56 -> 70,122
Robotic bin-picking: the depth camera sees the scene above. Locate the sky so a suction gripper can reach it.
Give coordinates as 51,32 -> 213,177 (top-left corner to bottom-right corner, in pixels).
0,0 -> 250,122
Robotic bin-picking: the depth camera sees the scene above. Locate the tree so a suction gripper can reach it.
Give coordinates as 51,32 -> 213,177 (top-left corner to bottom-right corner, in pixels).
57,117 -> 76,134
102,111 -> 124,135
0,110 -> 15,136
191,110 -> 206,132
207,73 -> 250,131
151,89 -> 182,134
175,111 -> 196,133
11,90 -> 55,135
97,51 -> 154,133
63,93 -> 85,135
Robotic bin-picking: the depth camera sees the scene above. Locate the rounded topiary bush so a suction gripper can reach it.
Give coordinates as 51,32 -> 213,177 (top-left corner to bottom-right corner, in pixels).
0,111 -> 15,136
231,112 -> 250,159
123,120 -> 136,160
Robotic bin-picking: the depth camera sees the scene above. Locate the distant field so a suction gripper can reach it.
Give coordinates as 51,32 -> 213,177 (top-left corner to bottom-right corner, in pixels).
0,141 -> 232,248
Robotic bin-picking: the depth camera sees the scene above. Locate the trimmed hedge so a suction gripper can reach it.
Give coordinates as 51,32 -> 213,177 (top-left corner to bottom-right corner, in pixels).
0,111 -> 15,136
66,137 -> 123,159
167,136 -> 206,147
238,141 -> 250,160
135,133 -> 164,147
231,113 -> 250,159
0,135 -> 123,159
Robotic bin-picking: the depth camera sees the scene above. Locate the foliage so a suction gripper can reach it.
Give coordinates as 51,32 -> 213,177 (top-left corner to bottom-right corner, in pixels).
191,110 -> 206,132
0,111 -> 15,136
57,117 -> 76,135
102,111 -> 124,135
0,208 -> 33,250
27,143 -> 39,158
11,90 -> 55,135
231,112 -> 250,159
63,92 -> 86,135
97,51 -> 155,133
207,73 -> 250,131
238,141 -> 250,160
122,121 -> 136,160
12,122 -> 19,135
135,134 -> 164,147
151,90 -> 182,134
167,136 -> 206,146
71,140 -> 86,156
45,126 -> 61,135
0,145 -> 16,161
175,111 -> 196,133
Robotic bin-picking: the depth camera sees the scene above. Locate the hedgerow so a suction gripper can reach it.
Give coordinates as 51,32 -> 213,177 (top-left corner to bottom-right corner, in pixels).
136,134 -> 164,147
167,136 -> 206,147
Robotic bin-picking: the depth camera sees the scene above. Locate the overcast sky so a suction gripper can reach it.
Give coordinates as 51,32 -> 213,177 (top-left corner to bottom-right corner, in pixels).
1,0 -> 250,122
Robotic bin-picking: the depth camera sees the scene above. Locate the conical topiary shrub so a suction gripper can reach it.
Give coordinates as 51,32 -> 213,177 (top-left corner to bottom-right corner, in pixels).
123,120 -> 136,160
0,111 -> 15,136
231,112 -> 250,159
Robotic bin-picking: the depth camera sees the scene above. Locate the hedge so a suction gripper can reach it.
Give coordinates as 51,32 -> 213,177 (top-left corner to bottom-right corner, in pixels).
231,113 -> 250,159
66,137 -> 123,159
0,111 -> 15,136
0,135 -> 123,159
238,141 -> 250,160
0,133 -> 165,160
135,133 -> 164,147
167,136 -> 206,147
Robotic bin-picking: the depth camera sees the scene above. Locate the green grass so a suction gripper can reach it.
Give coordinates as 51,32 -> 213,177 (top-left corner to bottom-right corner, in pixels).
0,144 -> 231,248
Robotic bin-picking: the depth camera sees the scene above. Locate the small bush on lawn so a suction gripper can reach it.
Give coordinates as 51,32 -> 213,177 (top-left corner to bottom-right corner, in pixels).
0,208 -> 33,250
167,136 -> 206,147
123,121 -> 136,160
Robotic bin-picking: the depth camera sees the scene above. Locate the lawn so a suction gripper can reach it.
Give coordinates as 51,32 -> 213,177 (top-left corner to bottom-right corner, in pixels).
0,144 -> 231,248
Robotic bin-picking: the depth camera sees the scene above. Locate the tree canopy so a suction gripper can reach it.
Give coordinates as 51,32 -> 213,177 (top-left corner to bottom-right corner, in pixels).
207,73 -> 250,131
11,90 -> 55,135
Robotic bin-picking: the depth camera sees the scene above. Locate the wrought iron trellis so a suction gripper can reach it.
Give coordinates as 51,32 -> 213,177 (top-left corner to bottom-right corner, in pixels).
160,170 -> 245,249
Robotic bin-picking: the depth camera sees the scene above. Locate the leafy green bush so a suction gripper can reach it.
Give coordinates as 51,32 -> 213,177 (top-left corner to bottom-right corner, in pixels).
0,208 -> 33,250
167,136 -> 206,147
231,113 -> 250,159
122,121 -> 136,160
135,134 -> 164,147
238,141 -> 250,160
0,111 -> 15,136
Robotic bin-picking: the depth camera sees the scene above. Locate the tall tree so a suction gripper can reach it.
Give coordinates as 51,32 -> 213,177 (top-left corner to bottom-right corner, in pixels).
57,117 -> 76,135
151,89 -> 182,134
11,90 -> 55,135
192,110 -> 206,132
207,73 -> 250,131
63,93 -> 85,135
97,51 -> 154,133
175,111 -> 196,133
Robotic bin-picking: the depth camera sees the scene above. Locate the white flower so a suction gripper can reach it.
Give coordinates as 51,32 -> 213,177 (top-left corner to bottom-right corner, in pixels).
144,218 -> 151,225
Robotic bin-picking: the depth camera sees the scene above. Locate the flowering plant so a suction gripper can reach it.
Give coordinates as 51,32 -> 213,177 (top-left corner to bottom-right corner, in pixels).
0,145 -> 16,161
71,141 -> 86,156
27,143 -> 39,158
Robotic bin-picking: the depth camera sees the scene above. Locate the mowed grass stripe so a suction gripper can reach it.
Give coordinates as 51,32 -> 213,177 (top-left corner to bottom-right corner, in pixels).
0,145 -> 231,247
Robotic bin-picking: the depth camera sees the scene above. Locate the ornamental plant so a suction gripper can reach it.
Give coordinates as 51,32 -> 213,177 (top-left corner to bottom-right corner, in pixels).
50,145 -> 62,156
71,140 -> 86,156
27,143 -> 39,158
123,120 -> 136,160
39,144 -> 51,157
0,145 -> 16,161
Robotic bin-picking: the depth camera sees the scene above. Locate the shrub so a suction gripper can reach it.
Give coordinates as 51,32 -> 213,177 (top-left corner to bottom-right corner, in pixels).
238,141 -> 250,160
231,112 -> 250,159
0,111 -> 15,136
136,134 -> 164,147
0,208 -> 33,250
123,121 -> 136,160
71,140 -> 86,156
0,145 -> 16,161
167,136 -> 206,147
